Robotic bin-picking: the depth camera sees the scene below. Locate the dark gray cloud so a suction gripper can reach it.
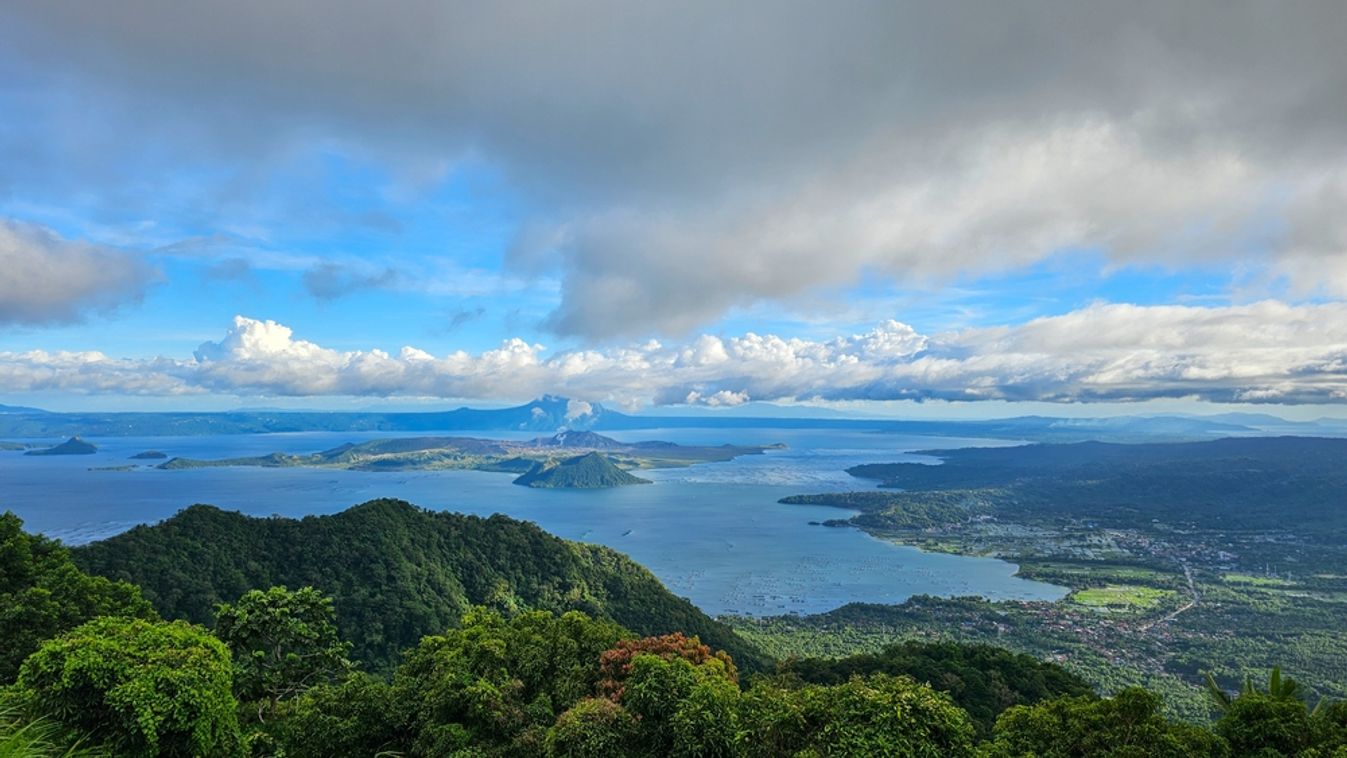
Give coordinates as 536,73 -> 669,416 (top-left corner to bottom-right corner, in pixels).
0,218 -> 157,326
445,306 -> 486,332
4,1 -> 1346,336
302,263 -> 399,300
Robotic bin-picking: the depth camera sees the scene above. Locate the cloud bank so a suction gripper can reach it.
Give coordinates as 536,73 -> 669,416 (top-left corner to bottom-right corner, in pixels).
0,219 -> 157,326
3,302 -> 1345,406
4,2 -> 1346,337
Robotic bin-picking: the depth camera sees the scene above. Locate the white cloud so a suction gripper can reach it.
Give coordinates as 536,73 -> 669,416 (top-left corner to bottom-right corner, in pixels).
564,399 -> 593,420
3,303 -> 1347,405
0,219 -> 158,326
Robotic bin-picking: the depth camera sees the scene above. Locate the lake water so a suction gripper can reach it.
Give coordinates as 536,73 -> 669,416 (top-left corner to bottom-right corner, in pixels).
0,427 -> 1067,616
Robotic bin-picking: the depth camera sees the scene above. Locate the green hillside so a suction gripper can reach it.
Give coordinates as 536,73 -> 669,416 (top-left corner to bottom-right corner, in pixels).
513,451 -> 653,488
71,498 -> 761,671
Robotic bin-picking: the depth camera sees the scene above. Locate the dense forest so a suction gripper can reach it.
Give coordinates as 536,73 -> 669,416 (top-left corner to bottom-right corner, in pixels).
6,503 -> 1347,756
71,499 -> 761,672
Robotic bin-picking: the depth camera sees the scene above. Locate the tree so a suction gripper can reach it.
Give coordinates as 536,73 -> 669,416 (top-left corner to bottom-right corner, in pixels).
1203,667 -> 1347,756
597,632 -> 737,700
791,674 -> 976,758
671,675 -> 740,758
13,617 -> 243,758
620,654 -> 741,757
781,640 -> 1092,737
1205,667 -> 1310,713
0,512 -> 154,683
213,586 -> 351,720
271,673 -> 404,758
1215,693 -> 1314,757
983,688 -> 1229,758
392,607 -> 627,755
1308,700 -> 1347,756
545,698 -> 637,758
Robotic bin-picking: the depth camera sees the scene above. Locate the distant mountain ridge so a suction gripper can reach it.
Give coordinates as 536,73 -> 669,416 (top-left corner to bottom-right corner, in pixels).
1,395 -> 1342,443
0,396 -> 624,438
0,403 -> 48,414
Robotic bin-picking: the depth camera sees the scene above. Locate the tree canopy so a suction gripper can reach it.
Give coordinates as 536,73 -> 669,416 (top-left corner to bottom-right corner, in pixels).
73,499 -> 765,671
0,511 -> 154,683
13,617 -> 243,758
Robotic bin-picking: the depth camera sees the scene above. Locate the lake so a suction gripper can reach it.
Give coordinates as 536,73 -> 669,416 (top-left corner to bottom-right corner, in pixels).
0,427 -> 1067,615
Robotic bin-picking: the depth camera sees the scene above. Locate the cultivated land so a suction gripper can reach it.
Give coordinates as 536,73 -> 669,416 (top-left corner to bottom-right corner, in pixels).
737,437 -> 1347,720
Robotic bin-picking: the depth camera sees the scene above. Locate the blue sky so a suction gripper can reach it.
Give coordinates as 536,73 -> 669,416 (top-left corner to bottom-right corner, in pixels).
1,3 -> 1345,416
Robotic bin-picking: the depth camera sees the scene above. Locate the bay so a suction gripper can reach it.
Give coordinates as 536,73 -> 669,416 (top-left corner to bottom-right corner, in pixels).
0,427 -> 1067,616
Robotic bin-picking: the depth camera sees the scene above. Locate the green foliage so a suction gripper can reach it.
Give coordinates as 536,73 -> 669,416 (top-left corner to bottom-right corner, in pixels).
1216,694 -> 1313,757
0,704 -> 107,758
13,617 -> 243,758
983,688 -> 1230,758
735,680 -> 809,758
737,674 -> 977,758
72,498 -> 767,672
545,698 -> 636,757
1203,668 -> 1347,757
1309,701 -> 1347,757
213,586 -> 352,718
0,512 -> 154,684
598,632 -> 737,700
1206,666 -> 1310,713
620,655 -> 737,757
266,607 -> 976,757
270,673 -> 402,758
671,675 -> 740,758
392,608 -> 627,755
781,640 -> 1093,737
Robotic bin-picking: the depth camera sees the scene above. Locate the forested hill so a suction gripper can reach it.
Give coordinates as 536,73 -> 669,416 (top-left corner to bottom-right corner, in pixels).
512,452 -> 653,488
72,499 -> 765,671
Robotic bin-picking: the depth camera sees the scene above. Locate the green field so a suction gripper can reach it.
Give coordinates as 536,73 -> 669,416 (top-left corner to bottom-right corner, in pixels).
1223,573 -> 1298,588
1070,585 -> 1175,611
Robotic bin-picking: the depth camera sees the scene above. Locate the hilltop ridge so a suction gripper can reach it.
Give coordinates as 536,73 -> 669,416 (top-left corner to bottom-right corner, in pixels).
72,498 -> 763,671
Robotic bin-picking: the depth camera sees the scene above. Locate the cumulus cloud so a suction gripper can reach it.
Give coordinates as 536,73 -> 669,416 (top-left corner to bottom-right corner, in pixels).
3,2 -> 1346,336
3,302 -> 1346,405
0,219 -> 157,326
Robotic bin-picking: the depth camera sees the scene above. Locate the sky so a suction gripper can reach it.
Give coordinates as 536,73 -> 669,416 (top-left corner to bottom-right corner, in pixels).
1,1 -> 1346,416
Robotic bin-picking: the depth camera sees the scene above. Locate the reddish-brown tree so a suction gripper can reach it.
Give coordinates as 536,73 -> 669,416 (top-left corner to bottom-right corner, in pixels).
597,632 -> 737,700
